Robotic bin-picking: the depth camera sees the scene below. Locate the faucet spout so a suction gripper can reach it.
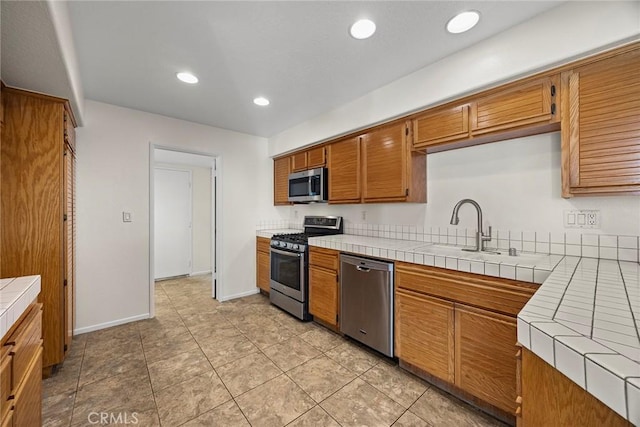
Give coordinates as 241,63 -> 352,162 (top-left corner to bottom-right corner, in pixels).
449,199 -> 491,252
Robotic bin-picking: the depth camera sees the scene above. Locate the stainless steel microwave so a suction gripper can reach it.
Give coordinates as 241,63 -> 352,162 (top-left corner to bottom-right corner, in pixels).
288,167 -> 328,203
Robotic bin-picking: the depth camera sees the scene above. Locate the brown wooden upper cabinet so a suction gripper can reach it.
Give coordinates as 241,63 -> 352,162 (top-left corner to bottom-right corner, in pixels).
470,75 -> 559,136
413,104 -> 470,148
327,137 -> 361,203
291,146 -> 326,172
362,121 -> 426,203
562,46 -> 640,196
291,152 -> 307,172
273,156 -> 291,205
307,146 -> 326,169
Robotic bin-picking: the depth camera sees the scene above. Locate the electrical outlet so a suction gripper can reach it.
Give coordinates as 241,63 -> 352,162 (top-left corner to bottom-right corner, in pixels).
293,209 -> 299,219
361,210 -> 367,221
564,210 -> 600,229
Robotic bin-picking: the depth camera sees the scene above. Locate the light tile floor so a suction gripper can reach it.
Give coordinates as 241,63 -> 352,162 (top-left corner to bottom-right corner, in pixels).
43,275 -> 506,426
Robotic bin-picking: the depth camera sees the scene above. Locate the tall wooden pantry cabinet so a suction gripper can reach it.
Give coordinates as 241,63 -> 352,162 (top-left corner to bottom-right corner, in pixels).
1,87 -> 77,372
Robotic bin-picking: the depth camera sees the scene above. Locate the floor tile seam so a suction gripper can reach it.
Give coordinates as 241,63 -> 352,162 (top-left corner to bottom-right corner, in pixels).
149,363 -> 218,396
170,395 -> 236,427
281,369 -> 324,408
356,369 -> 420,410
76,358 -> 148,391
137,336 -> 162,426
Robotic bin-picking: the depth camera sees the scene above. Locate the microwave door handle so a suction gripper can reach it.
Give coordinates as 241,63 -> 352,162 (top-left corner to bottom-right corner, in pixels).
308,178 -> 312,196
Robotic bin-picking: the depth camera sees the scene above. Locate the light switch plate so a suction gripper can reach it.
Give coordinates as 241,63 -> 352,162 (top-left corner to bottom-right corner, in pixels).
564,210 -> 600,229
123,212 -> 132,222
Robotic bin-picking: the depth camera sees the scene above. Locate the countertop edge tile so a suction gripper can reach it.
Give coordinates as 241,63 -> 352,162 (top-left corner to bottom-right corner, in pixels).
0,275 -> 41,339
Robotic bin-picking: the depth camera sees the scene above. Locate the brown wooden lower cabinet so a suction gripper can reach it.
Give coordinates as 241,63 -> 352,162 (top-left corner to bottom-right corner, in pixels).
395,288 -> 454,383
256,237 -> 271,293
520,347 -> 631,427
454,304 -> 517,414
309,247 -> 340,328
1,302 -> 43,427
395,262 -> 536,424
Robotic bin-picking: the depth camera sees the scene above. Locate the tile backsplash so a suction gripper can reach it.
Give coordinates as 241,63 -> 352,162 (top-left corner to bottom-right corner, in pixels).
257,219 -> 640,263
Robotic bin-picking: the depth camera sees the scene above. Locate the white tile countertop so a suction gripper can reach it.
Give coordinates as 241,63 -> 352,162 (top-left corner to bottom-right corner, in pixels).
0,275 -> 41,339
303,233 -> 639,423
518,257 -> 640,424
256,228 -> 303,239
308,234 -> 563,284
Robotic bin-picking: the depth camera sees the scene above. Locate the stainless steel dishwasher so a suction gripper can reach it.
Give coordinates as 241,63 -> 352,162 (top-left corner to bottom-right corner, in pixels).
340,254 -> 394,357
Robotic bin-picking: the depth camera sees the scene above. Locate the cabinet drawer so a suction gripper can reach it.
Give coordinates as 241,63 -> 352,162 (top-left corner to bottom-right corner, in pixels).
395,262 -> 535,316
309,247 -> 339,271
257,237 -> 271,253
0,347 -> 12,423
5,304 -> 42,387
12,346 -> 42,427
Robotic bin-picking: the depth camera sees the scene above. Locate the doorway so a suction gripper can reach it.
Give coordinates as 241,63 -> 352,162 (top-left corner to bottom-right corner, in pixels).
154,167 -> 192,280
149,145 -> 218,318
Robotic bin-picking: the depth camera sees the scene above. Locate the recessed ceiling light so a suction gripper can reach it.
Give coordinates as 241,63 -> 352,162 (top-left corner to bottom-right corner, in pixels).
253,97 -> 270,106
350,19 -> 376,40
446,11 -> 480,34
176,72 -> 198,84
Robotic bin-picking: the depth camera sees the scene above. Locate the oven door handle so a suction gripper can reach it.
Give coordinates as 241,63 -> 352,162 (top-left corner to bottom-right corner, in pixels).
270,247 -> 303,257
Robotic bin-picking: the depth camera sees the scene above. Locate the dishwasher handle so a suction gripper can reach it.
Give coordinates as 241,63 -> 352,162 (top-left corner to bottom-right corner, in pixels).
356,265 -> 371,272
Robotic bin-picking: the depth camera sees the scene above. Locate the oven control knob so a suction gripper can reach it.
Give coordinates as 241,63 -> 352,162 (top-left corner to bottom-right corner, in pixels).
292,244 -> 299,250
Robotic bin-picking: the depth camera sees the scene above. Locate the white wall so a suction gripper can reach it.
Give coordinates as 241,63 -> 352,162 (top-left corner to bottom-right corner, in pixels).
265,1 -> 640,240
155,163 -> 212,275
284,133 -> 640,237
268,2 -> 640,156
76,100 -> 270,333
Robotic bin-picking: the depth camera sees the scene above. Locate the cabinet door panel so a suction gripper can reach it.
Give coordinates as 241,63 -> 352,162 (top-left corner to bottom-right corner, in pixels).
471,76 -> 555,135
291,152 -> 308,172
273,157 -> 291,205
13,346 -> 42,427
413,104 -> 469,148
328,137 -> 360,203
564,48 -> 640,194
455,304 -> 517,414
362,122 -> 408,201
257,250 -> 270,293
395,289 -> 454,382
307,146 -> 326,168
309,266 -> 338,327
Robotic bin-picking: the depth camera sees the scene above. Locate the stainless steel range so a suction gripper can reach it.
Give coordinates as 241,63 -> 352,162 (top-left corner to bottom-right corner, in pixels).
270,216 -> 343,320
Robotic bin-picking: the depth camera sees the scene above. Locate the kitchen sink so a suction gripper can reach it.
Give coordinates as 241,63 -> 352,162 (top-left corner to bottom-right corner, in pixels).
415,244 -> 550,265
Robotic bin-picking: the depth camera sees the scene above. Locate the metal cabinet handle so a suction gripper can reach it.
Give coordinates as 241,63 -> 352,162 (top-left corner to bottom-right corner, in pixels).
356,265 -> 371,272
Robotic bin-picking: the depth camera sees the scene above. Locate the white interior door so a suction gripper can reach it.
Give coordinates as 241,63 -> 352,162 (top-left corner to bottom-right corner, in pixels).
154,168 -> 192,279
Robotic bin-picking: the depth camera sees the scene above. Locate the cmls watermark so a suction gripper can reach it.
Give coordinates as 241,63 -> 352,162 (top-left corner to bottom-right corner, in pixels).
88,412 -> 139,425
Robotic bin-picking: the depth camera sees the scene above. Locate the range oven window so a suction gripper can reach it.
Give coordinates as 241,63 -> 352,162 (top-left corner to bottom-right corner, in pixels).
271,250 -> 302,292
289,177 -> 309,198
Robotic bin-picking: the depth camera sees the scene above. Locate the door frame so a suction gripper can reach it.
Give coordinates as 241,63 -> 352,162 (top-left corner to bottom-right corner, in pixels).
153,166 -> 193,280
149,144 -> 221,318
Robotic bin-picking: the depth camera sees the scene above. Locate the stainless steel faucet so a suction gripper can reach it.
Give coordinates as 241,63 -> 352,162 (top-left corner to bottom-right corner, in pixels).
449,199 -> 492,252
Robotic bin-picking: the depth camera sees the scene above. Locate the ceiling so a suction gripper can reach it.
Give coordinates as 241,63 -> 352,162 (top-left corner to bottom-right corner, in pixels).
10,1 -> 565,138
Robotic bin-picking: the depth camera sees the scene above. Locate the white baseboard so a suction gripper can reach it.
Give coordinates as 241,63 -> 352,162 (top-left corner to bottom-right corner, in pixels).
190,270 -> 212,277
74,313 -> 150,335
218,288 -> 259,302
